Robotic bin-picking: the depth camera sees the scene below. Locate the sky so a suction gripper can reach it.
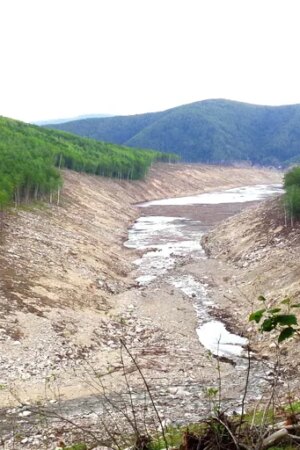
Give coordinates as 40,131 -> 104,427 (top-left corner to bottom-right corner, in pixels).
1,0 -> 300,123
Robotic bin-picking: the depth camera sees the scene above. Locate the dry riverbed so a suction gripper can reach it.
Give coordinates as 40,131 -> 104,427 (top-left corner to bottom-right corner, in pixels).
0,164 -> 283,448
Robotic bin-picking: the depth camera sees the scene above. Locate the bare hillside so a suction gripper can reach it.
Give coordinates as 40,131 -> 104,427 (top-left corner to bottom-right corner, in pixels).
202,196 -> 300,368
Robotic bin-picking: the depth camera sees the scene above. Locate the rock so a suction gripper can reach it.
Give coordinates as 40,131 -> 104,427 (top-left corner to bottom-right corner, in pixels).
168,387 -> 178,395
176,387 -> 191,398
19,410 -> 32,417
92,447 -> 114,450
97,279 -> 105,288
273,226 -> 283,234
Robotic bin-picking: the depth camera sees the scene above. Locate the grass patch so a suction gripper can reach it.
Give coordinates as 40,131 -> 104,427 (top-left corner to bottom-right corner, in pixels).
149,424 -> 207,450
64,444 -> 87,450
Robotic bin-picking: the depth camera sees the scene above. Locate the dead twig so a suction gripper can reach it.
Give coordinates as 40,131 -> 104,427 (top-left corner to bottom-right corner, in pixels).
238,345 -> 251,435
214,415 -> 240,450
120,339 -> 169,450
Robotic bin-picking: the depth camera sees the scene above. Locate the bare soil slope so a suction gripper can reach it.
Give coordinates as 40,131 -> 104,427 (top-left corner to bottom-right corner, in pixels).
0,164 -> 281,406
203,196 -> 300,370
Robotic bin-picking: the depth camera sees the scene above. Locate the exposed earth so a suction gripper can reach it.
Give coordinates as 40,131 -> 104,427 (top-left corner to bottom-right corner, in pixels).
0,163 -> 289,448
202,195 -> 300,362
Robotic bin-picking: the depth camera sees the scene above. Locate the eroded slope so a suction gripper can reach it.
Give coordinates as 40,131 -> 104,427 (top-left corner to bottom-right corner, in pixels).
0,163 -> 281,405
202,196 -> 300,368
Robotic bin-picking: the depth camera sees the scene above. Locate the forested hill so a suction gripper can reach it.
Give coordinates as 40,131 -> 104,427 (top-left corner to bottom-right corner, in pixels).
0,116 -> 177,207
45,99 -> 300,166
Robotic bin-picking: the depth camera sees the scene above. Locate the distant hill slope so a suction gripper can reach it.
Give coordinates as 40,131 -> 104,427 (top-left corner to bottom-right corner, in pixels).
45,99 -> 300,165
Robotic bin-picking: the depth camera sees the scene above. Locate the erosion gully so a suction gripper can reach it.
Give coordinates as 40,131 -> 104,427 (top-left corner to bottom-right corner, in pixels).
1,184 -> 283,442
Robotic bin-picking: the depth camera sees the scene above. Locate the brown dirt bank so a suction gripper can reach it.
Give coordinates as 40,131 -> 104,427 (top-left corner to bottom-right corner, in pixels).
0,164 -> 281,410
202,196 -> 300,373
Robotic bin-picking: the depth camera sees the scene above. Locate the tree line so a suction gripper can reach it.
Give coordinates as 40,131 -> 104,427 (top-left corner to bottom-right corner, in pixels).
284,165 -> 300,225
0,116 -> 179,208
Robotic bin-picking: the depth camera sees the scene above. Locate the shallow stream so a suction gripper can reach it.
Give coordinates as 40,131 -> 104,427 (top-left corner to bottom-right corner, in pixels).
125,184 -> 282,360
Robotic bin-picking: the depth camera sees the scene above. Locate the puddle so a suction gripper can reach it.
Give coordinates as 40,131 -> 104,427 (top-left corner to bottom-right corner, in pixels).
196,321 -> 248,358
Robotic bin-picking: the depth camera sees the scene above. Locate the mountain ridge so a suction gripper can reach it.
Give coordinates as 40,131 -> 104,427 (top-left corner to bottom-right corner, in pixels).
45,99 -> 300,166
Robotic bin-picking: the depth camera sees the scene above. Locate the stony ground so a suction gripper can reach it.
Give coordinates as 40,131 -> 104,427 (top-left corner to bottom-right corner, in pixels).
202,197 -> 300,365
0,163 -> 283,449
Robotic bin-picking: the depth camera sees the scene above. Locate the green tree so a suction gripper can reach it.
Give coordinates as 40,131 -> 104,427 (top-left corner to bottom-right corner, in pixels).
283,165 -> 300,222
284,166 -> 300,188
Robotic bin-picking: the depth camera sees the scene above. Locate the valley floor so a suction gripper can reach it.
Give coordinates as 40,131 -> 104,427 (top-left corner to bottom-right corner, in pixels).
0,163 -> 285,447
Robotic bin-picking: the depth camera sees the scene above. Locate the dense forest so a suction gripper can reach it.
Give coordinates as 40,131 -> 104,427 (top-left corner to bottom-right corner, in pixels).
46,99 -> 300,166
0,116 -> 178,208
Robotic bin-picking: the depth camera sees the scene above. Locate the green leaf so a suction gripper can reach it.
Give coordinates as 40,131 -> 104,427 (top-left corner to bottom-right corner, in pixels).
278,327 -> 295,343
206,387 -> 218,397
261,317 -> 276,332
281,298 -> 291,305
291,303 -> 300,308
249,309 -> 266,323
258,295 -> 266,302
268,308 -> 281,314
274,314 -> 298,326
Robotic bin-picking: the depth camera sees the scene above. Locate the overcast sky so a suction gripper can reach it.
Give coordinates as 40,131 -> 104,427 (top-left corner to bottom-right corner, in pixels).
1,0 -> 300,122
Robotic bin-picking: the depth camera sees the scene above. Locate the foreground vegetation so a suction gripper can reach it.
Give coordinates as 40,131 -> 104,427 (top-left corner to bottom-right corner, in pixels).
0,116 -> 178,208
46,99 -> 300,166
